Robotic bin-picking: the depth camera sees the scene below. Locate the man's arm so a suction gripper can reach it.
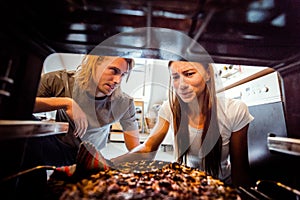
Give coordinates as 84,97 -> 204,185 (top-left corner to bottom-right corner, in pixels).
34,97 -> 88,138
34,97 -> 72,113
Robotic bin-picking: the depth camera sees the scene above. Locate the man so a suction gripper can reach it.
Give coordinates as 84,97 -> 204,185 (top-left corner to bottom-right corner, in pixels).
34,55 -> 140,165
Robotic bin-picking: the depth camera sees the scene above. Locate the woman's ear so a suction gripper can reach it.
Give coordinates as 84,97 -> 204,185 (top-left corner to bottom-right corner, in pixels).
205,64 -> 213,83
205,73 -> 211,83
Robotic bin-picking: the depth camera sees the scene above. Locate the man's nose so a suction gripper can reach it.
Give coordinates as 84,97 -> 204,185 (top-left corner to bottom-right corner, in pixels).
113,75 -> 122,84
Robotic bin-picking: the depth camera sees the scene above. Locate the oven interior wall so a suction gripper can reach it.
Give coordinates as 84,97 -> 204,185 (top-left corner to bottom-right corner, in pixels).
248,102 -> 300,189
279,63 -> 300,139
0,1 -> 300,198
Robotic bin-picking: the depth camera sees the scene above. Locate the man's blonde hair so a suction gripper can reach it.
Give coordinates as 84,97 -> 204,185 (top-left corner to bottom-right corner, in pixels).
75,55 -> 134,91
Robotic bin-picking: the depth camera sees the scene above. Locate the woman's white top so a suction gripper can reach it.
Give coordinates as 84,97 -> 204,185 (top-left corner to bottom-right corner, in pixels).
158,97 -> 254,182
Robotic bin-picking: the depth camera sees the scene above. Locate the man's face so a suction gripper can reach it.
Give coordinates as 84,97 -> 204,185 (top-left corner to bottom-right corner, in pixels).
94,57 -> 129,97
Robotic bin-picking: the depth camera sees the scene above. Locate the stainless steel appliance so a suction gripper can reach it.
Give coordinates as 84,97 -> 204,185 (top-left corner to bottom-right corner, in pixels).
224,71 -> 300,198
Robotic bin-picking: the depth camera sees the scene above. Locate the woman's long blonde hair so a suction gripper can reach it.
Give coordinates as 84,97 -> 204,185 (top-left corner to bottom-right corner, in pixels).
168,60 -> 222,178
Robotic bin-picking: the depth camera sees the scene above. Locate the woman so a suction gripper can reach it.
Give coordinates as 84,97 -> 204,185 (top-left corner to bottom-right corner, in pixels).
112,60 -> 254,187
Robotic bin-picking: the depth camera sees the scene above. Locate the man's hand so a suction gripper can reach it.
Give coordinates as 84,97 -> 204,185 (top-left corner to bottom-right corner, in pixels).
66,99 -> 88,138
34,97 -> 88,138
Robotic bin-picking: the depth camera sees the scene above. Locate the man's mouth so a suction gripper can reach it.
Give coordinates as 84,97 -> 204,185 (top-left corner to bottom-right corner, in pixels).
109,84 -> 115,90
105,83 -> 115,90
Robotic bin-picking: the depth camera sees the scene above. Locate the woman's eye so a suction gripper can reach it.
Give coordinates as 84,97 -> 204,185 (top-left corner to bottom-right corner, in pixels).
185,72 -> 195,77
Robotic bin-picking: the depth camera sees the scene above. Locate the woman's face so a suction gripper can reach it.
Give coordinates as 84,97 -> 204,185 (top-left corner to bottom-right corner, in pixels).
94,57 -> 129,97
170,61 -> 209,103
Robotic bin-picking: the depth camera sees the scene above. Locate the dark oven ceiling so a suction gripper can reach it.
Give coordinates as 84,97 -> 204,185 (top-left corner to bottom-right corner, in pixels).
3,0 -> 300,66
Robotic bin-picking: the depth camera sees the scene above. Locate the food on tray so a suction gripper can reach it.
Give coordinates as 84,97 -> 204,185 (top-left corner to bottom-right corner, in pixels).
48,160 -> 240,200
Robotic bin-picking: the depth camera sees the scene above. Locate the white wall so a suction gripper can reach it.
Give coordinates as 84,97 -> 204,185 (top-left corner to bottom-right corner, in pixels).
43,53 -> 84,73
121,58 -> 170,113
147,59 -> 170,112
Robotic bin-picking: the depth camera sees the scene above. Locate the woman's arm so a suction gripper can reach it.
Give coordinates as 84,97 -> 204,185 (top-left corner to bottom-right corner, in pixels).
123,129 -> 141,150
230,124 -> 254,187
34,97 -> 88,138
111,116 -> 170,164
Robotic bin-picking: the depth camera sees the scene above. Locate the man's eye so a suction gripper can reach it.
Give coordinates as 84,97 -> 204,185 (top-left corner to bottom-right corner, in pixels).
111,68 -> 119,74
172,75 -> 179,80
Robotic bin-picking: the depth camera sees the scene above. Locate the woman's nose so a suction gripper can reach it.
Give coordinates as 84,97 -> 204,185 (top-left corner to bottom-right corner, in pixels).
179,77 -> 188,89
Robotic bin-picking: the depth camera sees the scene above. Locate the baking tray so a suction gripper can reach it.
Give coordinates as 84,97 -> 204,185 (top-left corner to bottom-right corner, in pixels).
0,120 -> 69,140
